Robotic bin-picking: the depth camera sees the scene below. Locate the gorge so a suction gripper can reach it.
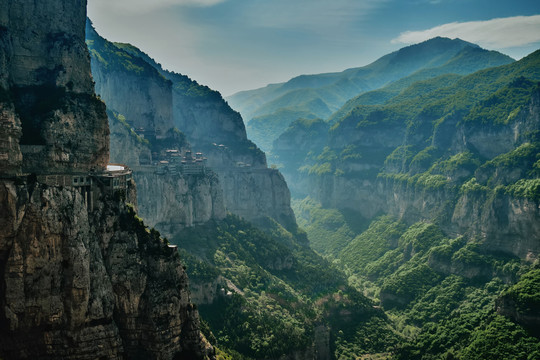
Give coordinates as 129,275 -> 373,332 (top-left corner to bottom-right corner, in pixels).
1,1 -> 539,359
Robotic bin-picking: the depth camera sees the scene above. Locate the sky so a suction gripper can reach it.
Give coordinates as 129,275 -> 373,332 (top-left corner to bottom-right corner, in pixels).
87,0 -> 540,96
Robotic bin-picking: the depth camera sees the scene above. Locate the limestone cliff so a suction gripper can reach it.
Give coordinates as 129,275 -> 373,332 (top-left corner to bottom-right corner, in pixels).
217,167 -> 296,229
0,179 -> 213,359
85,22 -> 226,235
1,0 -> 108,174
133,169 -> 226,238
86,27 -> 297,230
0,1 -> 214,358
86,23 -> 173,140
294,72 -> 540,262
108,110 -> 153,167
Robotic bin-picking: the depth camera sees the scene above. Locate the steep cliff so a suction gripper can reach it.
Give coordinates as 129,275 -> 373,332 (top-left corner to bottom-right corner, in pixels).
86,27 -> 297,229
85,22 -> 226,235
217,167 -> 296,229
0,180 -> 213,359
2,0 -> 108,174
86,23 -> 173,140
0,1 -> 214,358
283,52 -> 540,262
133,170 -> 226,238
108,110 -> 153,167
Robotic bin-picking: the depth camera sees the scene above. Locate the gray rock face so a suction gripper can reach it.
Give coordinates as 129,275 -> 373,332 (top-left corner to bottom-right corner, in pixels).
173,95 -> 247,153
218,168 -> 297,230
92,66 -> 174,139
451,193 -> 540,260
1,0 -> 109,174
133,170 -> 226,238
108,112 -> 152,167
5,0 -> 92,93
0,180 -> 214,359
0,103 -> 22,175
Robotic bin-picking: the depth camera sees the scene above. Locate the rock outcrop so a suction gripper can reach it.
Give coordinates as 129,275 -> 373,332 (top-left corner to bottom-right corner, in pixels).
0,180 -> 213,359
0,1 -> 214,358
2,0 -> 108,174
217,167 -> 296,230
133,170 -> 226,238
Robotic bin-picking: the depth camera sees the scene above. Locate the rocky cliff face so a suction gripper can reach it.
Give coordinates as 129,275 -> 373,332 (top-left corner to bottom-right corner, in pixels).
1,0 -> 108,174
108,110 -> 153,167
0,180 -> 213,359
86,23 -> 174,139
87,28 -> 297,230
133,170 -> 226,238
304,84 -> 540,262
218,167 -> 299,230
0,1 -> 214,358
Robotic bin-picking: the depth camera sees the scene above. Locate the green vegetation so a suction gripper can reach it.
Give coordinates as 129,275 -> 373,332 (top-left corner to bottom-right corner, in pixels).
340,216 -> 406,273
500,267 -> 540,314
431,152 -> 481,176
175,214 -> 395,359
86,22 -> 164,79
110,39 -> 224,104
505,178 -> 540,201
293,191 -> 539,357
395,279 -> 540,360
329,50 -> 539,140
107,110 -> 150,146
293,197 -> 368,257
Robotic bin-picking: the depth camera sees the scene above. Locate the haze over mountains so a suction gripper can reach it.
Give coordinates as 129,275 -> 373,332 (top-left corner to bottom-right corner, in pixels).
228,37 -> 514,152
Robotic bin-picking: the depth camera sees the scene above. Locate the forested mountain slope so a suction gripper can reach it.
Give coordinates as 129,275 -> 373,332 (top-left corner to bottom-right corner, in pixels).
228,38 -> 513,152
280,49 -> 540,359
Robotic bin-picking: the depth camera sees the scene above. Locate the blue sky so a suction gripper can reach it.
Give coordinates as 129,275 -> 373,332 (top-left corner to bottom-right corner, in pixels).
87,0 -> 540,96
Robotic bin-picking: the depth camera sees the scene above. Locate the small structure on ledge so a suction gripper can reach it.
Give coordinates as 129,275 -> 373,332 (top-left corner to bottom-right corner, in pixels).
180,150 -> 207,175
35,164 -> 133,212
152,150 -> 208,176
96,164 -> 132,193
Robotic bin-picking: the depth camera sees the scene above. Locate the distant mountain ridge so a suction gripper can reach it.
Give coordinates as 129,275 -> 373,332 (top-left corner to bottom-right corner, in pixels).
227,37 -> 514,152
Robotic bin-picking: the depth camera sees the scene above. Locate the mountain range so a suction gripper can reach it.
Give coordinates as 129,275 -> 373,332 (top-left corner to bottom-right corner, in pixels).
228,37 -> 514,152
0,2 -> 539,359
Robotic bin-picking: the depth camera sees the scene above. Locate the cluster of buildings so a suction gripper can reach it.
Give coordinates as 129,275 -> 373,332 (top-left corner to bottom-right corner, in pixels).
156,150 -> 207,176
35,164 -> 133,211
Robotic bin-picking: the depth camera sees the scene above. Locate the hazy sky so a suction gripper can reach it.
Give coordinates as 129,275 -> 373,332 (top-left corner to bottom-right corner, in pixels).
87,0 -> 540,96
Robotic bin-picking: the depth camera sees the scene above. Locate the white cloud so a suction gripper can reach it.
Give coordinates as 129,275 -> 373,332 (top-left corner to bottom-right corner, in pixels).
392,15 -> 540,49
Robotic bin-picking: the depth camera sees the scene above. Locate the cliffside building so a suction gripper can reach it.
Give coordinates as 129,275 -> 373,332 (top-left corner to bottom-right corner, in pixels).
181,150 -> 207,175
